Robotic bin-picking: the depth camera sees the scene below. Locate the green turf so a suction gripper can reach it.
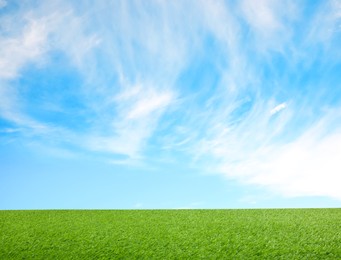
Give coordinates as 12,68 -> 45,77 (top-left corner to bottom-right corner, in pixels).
1,209 -> 340,259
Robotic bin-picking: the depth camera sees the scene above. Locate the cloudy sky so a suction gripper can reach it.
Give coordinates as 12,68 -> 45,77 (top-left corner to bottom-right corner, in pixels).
1,0 -> 341,209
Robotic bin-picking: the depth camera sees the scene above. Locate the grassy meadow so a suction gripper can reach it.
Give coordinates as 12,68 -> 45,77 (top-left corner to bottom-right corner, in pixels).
1,209 -> 340,259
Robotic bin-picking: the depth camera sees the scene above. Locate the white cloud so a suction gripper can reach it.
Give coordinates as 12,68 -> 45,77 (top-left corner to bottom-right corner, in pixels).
239,0 -> 297,52
1,0 -> 341,204
114,84 -> 173,121
306,0 -> 341,53
0,18 -> 48,79
181,38 -> 341,202
0,5 -> 97,138
270,102 -> 287,115
126,89 -> 173,120
240,0 -> 282,33
198,0 -> 238,49
0,0 -> 181,160
0,128 -> 21,133
241,130 -> 341,200
0,10 -> 72,136
198,107 -> 341,201
84,83 -> 175,158
86,135 -> 142,157
0,2 -> 107,146
0,81 -> 51,133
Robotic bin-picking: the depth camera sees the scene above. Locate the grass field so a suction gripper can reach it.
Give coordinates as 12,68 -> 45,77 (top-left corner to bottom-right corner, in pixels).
1,209 -> 340,259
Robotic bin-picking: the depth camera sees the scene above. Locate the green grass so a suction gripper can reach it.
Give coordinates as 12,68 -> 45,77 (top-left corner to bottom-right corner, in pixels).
1,209 -> 340,259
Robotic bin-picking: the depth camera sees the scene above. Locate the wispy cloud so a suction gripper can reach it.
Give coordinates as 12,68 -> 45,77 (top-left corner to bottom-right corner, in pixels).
0,12 -> 50,127
1,0 -> 341,202
240,0 -> 283,33
161,0 -> 341,200
223,112 -> 341,200
1,1 -> 175,158
0,16 -> 49,80
239,0 -> 297,52
270,102 -> 287,115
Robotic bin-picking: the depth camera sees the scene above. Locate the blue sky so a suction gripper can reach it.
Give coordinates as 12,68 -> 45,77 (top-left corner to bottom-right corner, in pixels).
1,0 -> 341,209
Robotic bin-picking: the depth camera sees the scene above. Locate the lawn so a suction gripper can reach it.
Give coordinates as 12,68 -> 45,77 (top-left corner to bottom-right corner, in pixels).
1,209 -> 340,259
